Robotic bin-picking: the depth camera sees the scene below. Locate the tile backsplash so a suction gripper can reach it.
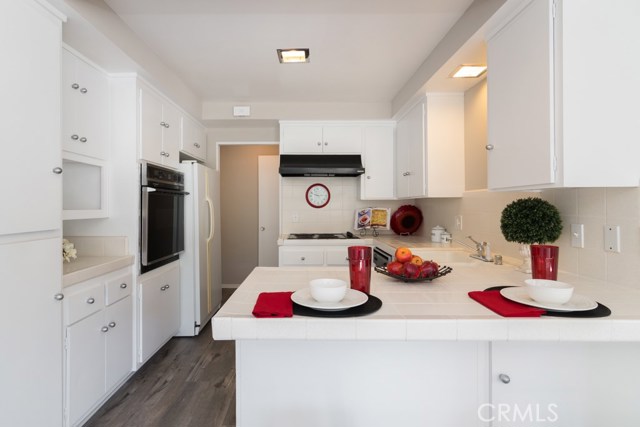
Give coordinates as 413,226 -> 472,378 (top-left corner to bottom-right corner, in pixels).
281,177 -> 408,235
416,188 -> 640,290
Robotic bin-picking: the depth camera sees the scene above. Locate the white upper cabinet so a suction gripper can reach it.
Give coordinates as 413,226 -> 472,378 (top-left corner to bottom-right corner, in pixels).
280,122 -> 363,154
139,84 -> 180,168
180,114 -> 207,161
1,0 -> 63,236
395,95 -> 464,199
360,124 -> 395,200
487,0 -> 640,190
61,48 -> 109,160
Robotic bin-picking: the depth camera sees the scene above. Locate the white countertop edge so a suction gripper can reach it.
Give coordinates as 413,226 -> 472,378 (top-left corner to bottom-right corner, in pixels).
62,255 -> 135,287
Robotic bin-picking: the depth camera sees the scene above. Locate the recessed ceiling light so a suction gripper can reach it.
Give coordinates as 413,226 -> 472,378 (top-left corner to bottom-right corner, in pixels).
277,48 -> 310,64
450,64 -> 487,78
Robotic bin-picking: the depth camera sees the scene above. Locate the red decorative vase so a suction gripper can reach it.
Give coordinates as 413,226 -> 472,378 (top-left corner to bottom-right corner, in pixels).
348,246 -> 372,294
530,245 -> 559,280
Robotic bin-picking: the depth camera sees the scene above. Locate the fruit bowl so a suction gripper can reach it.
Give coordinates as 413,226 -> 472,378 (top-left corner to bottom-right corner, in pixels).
374,265 -> 453,283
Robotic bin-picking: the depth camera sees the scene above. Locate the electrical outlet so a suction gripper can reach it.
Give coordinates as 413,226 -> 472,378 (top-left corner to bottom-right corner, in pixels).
292,212 -> 299,223
455,215 -> 463,231
571,224 -> 584,248
604,225 -> 621,253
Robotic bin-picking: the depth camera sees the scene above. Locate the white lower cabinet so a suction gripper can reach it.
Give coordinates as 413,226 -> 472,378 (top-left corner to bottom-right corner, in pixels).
490,342 -> 640,426
279,246 -> 358,267
138,261 -> 180,363
64,268 -> 133,427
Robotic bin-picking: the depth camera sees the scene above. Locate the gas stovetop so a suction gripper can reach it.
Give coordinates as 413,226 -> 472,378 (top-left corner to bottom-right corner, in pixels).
287,232 -> 359,240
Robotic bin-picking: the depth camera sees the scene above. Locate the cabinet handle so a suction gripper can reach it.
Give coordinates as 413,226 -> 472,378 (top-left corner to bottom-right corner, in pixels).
160,151 -> 166,156
300,257 -> 306,261
108,322 -> 116,328
366,176 -> 371,179
53,293 -> 64,301
194,143 -> 200,148
402,171 -> 411,176
260,226 -> 266,231
71,83 -> 80,90
485,144 -> 494,151
161,284 -> 170,291
498,373 -> 511,384
165,122 -> 170,128
80,88 -> 88,94
71,134 -> 79,140
101,326 -> 109,333
86,297 -> 95,304
79,137 -> 87,143
317,141 -> 321,146
165,152 -> 170,157
120,283 -> 127,289
160,121 -> 166,127
324,142 -> 328,146
52,167 -> 63,174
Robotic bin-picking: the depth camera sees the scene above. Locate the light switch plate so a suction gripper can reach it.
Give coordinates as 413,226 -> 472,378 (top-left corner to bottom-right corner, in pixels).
604,225 -> 621,253
571,224 -> 584,248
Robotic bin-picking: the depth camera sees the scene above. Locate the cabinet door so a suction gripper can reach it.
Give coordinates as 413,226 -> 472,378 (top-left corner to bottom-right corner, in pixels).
0,237 -> 63,426
161,102 -> 181,168
66,311 -> 106,426
278,247 -> 325,266
139,87 -> 164,165
492,342 -> 640,426
139,263 -> 180,363
396,102 -> 425,198
487,0 -> 555,189
1,0 -> 62,236
105,295 -> 133,392
62,50 -> 109,160
280,125 -> 323,153
322,125 -> 362,153
325,247 -> 350,266
180,115 -> 206,160
361,125 -> 395,199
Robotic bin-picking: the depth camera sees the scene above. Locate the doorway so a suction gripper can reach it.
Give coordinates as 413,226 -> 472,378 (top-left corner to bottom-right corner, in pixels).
258,155 -> 280,267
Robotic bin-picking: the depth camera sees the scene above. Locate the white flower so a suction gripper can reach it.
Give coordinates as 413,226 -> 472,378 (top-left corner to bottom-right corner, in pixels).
62,239 -> 78,263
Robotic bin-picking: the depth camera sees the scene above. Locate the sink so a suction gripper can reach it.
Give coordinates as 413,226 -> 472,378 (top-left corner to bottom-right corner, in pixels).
410,249 -> 478,267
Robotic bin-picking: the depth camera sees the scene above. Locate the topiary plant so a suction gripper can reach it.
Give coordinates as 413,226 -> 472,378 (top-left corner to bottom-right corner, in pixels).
500,197 -> 563,244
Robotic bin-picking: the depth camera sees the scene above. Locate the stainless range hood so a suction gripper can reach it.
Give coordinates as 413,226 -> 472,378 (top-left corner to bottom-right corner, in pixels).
279,154 -> 365,177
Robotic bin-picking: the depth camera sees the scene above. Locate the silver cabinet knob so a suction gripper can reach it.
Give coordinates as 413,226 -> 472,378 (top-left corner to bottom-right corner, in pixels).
165,152 -> 170,157
194,143 -> 200,148
101,326 -> 109,333
80,88 -> 88,94
120,283 -> 127,289
324,142 -> 328,146
485,144 -> 494,151
52,167 -> 63,174
161,284 -> 170,291
165,122 -> 170,128
53,293 -> 64,301
260,226 -> 266,231
86,297 -> 95,304
301,257 -> 306,261
498,373 -> 511,384
71,134 -> 79,140
317,141 -> 321,146
160,121 -> 166,127
160,151 -> 166,156
108,322 -> 116,328
71,83 -> 80,90
402,171 -> 410,176
79,137 -> 87,143
366,176 -> 371,179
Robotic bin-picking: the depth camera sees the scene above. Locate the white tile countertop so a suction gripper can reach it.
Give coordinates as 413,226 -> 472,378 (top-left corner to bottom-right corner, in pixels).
62,236 -> 134,287
212,261 -> 640,342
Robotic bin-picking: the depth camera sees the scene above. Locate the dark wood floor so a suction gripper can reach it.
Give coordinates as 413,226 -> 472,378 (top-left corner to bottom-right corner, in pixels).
85,289 -> 236,427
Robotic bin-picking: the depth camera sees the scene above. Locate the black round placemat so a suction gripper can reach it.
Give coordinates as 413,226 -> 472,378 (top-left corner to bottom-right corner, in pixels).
293,294 -> 382,318
485,286 -> 611,318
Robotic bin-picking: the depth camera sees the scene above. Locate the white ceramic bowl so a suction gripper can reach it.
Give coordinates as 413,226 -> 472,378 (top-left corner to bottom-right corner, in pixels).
309,278 -> 348,303
524,279 -> 574,305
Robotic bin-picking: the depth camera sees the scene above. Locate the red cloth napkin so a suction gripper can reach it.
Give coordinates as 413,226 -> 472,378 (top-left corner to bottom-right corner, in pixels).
252,292 -> 294,318
468,290 -> 546,317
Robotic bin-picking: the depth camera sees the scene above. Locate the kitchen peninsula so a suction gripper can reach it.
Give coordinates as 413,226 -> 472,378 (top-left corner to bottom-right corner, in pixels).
213,257 -> 640,427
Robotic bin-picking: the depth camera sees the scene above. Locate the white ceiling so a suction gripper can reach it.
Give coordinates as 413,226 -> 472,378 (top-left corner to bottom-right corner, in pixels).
103,0 -> 477,104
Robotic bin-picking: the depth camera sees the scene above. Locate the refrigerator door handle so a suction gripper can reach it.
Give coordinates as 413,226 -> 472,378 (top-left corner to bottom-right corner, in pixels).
206,198 -> 214,242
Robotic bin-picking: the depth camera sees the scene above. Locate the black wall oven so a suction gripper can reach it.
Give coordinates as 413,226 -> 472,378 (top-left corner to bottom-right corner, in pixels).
140,162 -> 188,274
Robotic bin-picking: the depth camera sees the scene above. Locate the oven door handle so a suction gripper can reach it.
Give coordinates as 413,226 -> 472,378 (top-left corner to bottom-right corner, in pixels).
142,186 -> 190,196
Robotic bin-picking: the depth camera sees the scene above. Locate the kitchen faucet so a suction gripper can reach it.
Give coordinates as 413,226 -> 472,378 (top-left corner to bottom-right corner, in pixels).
455,235 -> 494,262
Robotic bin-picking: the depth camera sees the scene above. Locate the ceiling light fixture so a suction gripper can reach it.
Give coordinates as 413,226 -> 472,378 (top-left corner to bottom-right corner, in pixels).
450,64 -> 487,78
277,48 -> 310,64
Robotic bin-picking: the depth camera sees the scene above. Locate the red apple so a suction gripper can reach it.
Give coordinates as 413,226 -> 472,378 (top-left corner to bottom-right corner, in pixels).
386,261 -> 405,276
395,247 -> 412,263
403,262 -> 420,279
420,261 -> 440,279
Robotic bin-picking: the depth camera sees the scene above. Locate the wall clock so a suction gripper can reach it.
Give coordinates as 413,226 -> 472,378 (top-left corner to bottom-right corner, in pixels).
305,183 -> 330,208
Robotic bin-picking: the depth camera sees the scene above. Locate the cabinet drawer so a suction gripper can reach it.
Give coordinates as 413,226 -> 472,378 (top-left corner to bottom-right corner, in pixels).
105,273 -> 133,306
280,248 -> 324,266
65,282 -> 105,325
325,247 -> 350,266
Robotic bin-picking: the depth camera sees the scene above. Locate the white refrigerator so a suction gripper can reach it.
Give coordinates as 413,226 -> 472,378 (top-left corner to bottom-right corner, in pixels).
178,160 -> 222,336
